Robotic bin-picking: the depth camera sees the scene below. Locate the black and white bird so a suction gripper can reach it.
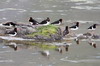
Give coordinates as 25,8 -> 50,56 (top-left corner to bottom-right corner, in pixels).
2,22 -> 17,27
63,26 -> 69,37
29,17 -> 39,25
69,22 -> 79,30
5,42 -> 17,51
39,50 -> 50,58
6,28 -> 17,36
88,24 -> 97,30
39,17 -> 50,25
51,19 -> 63,25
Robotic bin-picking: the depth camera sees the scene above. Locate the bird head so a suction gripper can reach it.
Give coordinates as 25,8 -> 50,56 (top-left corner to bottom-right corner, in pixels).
76,22 -> 79,27
46,17 -> 50,22
59,19 -> 63,23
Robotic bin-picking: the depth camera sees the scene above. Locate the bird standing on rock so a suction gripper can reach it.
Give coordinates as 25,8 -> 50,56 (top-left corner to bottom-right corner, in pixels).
69,22 -> 79,30
39,17 -> 50,25
2,22 -> 17,28
88,24 -> 98,30
51,19 -> 63,25
29,17 -> 39,25
63,26 -> 69,37
6,28 -> 18,36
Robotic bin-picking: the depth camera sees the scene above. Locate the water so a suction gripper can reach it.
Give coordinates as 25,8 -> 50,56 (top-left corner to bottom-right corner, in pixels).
0,0 -> 100,66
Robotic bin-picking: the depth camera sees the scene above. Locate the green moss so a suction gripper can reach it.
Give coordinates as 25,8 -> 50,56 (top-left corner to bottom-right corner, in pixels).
28,25 -> 58,37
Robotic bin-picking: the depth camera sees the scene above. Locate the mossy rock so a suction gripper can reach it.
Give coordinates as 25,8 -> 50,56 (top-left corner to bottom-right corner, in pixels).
28,25 -> 58,37
26,25 -> 62,41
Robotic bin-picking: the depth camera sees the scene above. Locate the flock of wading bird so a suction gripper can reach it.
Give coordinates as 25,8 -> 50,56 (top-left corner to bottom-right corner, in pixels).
0,17 -> 100,58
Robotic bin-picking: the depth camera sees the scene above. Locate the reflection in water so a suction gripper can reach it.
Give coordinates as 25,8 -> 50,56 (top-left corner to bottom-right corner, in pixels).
39,50 -> 50,59
4,42 -> 31,51
0,38 -> 100,66
88,40 -> 97,48
55,47 -> 63,53
5,42 -> 17,51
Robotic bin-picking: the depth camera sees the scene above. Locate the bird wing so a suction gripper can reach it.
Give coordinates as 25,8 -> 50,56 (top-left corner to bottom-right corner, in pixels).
39,20 -> 47,24
51,20 -> 59,24
69,25 -> 76,28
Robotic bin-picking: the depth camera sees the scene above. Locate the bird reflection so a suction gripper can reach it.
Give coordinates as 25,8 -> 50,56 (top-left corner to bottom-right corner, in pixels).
88,41 -> 96,48
74,38 -> 79,45
63,43 -> 70,52
5,42 -> 17,51
4,42 -> 33,51
39,50 -> 50,59
55,47 -> 63,53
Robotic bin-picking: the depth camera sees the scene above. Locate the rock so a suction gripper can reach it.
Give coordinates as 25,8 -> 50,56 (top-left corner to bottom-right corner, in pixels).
0,27 -> 7,35
27,25 -> 63,42
0,22 -> 63,42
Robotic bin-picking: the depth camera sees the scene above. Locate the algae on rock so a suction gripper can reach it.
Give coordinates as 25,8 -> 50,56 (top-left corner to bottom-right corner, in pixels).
27,25 -> 62,41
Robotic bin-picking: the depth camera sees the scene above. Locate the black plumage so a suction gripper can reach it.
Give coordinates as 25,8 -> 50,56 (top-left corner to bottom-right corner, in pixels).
39,17 -> 50,24
29,17 -> 39,25
69,22 -> 79,29
63,26 -> 69,37
3,22 -> 17,27
88,24 -> 97,30
51,19 -> 62,25
6,28 -> 17,36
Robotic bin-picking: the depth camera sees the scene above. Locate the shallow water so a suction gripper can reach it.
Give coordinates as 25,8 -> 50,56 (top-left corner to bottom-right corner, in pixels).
0,0 -> 100,66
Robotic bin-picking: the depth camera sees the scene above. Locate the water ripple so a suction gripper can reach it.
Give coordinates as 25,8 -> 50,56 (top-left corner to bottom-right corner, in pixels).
60,57 -> 100,63
70,0 -> 91,2
71,6 -> 100,10
0,8 -> 27,12
0,60 -> 14,63
0,51 -> 11,54
31,10 -> 53,13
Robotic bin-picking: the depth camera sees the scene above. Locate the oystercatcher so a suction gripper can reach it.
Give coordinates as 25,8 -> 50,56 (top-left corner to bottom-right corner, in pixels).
51,19 -> 63,25
29,17 -> 39,25
63,26 -> 69,37
2,22 -> 17,27
69,22 -> 79,30
7,28 -> 17,36
39,17 -> 50,25
88,24 -> 97,30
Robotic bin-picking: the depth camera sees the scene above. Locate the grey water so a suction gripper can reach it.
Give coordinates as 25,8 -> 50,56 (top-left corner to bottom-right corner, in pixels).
0,0 -> 100,66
